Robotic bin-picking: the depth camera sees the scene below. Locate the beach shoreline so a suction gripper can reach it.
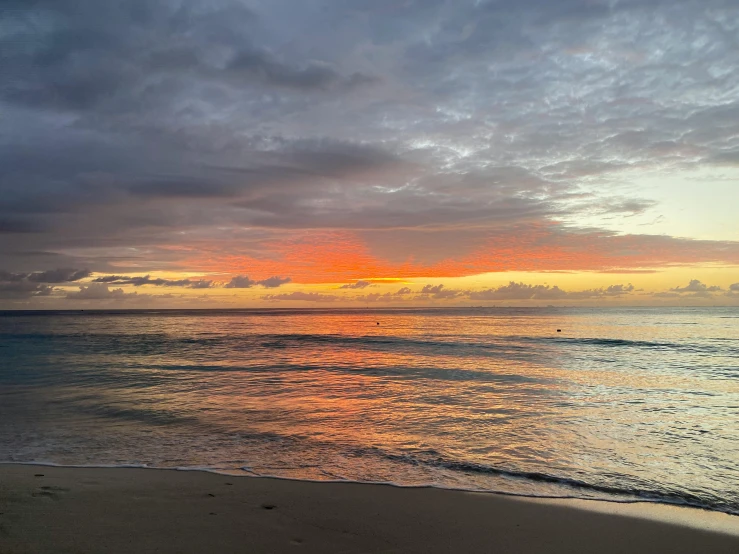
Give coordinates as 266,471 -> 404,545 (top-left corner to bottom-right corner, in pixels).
1,464 -> 738,553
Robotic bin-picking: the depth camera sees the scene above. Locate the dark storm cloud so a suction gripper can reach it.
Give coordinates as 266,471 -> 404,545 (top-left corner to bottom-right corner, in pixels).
2,0 -> 739,279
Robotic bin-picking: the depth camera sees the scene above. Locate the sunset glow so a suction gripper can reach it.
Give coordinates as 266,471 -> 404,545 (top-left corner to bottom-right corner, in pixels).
2,0 -> 738,308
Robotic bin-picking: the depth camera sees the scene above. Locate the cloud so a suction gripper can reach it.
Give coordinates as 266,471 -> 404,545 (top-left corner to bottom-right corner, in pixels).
355,286 -> 414,302
226,47 -> 377,91
26,268 -> 91,283
0,271 -> 27,283
0,281 -> 55,299
0,266 -> 92,299
351,281 -> 641,303
1,268 -> 90,283
357,292 -> 403,303
670,280 -> 722,293
647,279 -> 726,299
224,276 -> 257,289
468,281 -> 636,301
262,291 -> 338,302
339,280 -> 372,289
93,275 -> 167,286
65,283 -> 140,300
598,270 -> 660,274
2,0 -> 739,291
421,284 -> 444,295
187,279 -> 214,289
730,283 -> 739,292
0,218 -> 45,234
600,200 -> 657,216
92,275 -> 213,288
653,292 -> 681,299
604,284 -> 635,296
224,275 -> 291,288
258,276 -> 292,288
419,284 -> 463,299
469,282 -> 568,301
167,226 -> 739,285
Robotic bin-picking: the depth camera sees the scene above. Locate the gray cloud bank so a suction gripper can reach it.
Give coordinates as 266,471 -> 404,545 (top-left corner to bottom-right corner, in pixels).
259,279 -> 737,304
1,269 -> 90,283
2,0 -> 739,276
91,273 -> 293,289
0,267 -> 91,299
259,281 -> 642,303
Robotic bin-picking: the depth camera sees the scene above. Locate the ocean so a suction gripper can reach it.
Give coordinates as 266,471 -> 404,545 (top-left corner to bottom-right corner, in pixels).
1,307 -> 737,514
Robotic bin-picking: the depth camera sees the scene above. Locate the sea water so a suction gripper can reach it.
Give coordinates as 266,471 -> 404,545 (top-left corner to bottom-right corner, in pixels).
1,307 -> 737,514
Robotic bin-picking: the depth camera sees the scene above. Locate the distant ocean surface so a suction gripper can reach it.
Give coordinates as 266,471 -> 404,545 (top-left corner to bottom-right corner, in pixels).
1,308 -> 738,514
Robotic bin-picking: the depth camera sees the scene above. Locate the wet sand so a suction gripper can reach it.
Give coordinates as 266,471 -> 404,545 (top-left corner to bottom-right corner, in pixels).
1,464 -> 738,553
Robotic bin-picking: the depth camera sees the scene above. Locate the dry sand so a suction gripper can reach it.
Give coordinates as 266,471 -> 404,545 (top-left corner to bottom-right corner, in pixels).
1,464 -> 738,553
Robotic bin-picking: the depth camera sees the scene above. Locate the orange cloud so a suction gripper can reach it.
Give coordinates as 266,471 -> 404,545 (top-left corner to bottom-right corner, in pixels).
176,223 -> 739,283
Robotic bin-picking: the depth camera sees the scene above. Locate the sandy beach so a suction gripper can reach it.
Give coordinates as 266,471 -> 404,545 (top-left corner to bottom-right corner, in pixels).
1,464 -> 737,553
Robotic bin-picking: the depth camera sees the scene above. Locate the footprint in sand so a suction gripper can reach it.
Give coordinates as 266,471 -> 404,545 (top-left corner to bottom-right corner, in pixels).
31,485 -> 70,501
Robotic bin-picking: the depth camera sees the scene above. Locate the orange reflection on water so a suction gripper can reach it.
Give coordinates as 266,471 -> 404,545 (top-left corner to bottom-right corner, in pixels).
34,307 -> 738,506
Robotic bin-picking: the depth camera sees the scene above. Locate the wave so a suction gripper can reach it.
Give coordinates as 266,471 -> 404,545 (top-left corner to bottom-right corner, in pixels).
545,337 -> 674,348
3,458 -> 736,517
379,452 -> 738,514
117,362 -> 551,387
1,330 -> 726,356
537,336 -> 724,353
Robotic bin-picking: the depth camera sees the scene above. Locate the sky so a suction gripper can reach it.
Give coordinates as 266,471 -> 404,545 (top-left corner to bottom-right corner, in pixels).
1,0 -> 739,308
